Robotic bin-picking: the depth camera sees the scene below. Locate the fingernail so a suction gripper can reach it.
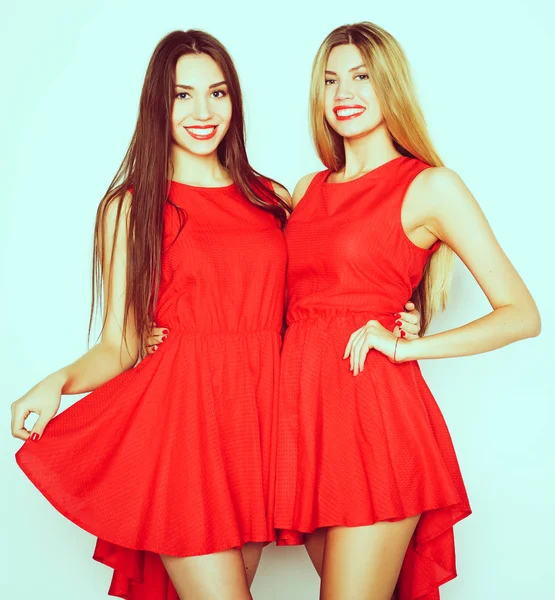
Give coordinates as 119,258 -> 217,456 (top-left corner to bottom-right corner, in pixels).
31,433 -> 39,442
162,335 -> 167,341
162,329 -> 169,335
400,330 -> 406,338
394,313 -> 400,318
153,345 -> 158,351
395,320 -> 402,326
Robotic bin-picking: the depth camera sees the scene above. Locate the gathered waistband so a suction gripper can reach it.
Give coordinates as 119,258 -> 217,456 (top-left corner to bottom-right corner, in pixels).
287,310 -> 395,326
157,327 -> 281,338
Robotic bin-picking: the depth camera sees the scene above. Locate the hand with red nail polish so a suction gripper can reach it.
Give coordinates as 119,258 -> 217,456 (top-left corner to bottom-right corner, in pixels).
145,322 -> 169,355
344,318 -> 410,374
393,301 -> 422,341
11,372 -> 64,442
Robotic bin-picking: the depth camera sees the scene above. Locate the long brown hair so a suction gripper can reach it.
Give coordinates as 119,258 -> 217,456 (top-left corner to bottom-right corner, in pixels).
310,22 -> 454,333
91,30 -> 290,353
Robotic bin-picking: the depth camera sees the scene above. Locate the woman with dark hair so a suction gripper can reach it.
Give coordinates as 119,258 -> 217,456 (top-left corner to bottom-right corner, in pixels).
274,21 -> 540,600
11,29 -> 291,600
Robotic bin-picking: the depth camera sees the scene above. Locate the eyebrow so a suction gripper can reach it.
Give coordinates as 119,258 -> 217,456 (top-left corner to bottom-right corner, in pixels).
325,65 -> 366,75
176,80 -> 227,90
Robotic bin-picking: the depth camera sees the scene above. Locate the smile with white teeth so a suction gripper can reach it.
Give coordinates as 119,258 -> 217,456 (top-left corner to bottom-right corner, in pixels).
336,108 -> 365,117
187,127 -> 216,135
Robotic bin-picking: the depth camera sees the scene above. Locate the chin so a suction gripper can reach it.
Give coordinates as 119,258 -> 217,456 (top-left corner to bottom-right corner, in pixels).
180,129 -> 229,156
331,125 -> 364,138
336,123 -> 379,140
189,144 -> 219,156
176,139 -> 219,157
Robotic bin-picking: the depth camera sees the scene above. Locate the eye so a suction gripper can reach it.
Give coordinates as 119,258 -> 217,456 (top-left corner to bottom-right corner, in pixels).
325,78 -> 337,85
211,89 -> 227,99
175,92 -> 190,100
354,73 -> 369,81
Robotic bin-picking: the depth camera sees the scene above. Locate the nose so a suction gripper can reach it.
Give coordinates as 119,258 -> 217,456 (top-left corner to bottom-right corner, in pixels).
335,79 -> 354,101
192,96 -> 213,121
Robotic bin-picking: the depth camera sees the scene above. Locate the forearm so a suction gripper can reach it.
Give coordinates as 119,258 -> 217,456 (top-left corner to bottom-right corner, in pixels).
48,341 -> 138,395
401,303 -> 541,361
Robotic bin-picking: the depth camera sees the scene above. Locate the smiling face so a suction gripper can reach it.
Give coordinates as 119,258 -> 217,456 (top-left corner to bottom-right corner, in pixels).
324,43 -> 384,140
171,53 -> 232,156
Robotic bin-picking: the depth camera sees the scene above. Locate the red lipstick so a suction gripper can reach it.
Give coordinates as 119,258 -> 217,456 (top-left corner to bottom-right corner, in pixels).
333,105 -> 366,121
184,125 -> 219,140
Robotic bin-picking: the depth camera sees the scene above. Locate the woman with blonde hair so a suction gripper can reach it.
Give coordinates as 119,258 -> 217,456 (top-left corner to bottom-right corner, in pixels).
274,22 -> 540,599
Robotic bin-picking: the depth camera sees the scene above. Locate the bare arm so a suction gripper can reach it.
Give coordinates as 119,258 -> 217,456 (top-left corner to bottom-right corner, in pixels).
61,192 -> 139,391
11,192 -> 140,440
345,168 -> 540,374
398,168 -> 540,361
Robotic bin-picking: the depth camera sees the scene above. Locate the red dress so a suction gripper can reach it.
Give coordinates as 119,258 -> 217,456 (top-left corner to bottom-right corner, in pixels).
274,157 -> 471,600
16,181 -> 286,599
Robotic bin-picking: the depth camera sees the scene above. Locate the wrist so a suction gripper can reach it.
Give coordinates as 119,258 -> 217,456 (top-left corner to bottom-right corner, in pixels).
395,338 -> 416,363
47,369 -> 69,393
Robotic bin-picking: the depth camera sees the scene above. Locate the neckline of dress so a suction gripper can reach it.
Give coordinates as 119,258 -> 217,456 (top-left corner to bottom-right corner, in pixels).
170,179 -> 235,191
323,155 -> 406,186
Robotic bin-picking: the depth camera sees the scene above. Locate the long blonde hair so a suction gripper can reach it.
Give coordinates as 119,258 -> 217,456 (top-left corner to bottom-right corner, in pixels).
310,22 -> 453,333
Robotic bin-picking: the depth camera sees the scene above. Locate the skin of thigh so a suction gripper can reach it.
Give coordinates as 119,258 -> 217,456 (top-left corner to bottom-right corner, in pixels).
161,548 -> 252,600
320,516 -> 420,600
241,542 -> 265,587
304,528 -> 327,576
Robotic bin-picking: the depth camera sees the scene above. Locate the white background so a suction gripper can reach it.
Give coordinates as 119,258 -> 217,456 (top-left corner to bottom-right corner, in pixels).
1,0 -> 554,598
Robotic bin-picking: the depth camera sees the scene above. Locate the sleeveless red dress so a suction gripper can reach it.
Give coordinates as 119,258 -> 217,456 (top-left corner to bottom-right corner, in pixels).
16,181 -> 286,599
274,157 -> 471,599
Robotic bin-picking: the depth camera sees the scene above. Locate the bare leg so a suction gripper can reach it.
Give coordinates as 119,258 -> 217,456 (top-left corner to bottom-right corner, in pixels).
161,548 -> 252,600
304,528 -> 327,576
241,542 -> 264,588
320,516 -> 420,600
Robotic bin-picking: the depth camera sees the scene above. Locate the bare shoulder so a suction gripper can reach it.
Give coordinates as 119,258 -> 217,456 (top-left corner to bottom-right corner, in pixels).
270,180 -> 292,208
292,172 -> 320,209
99,190 -> 133,245
103,190 -> 132,226
412,167 -> 468,200
408,167 -> 474,215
